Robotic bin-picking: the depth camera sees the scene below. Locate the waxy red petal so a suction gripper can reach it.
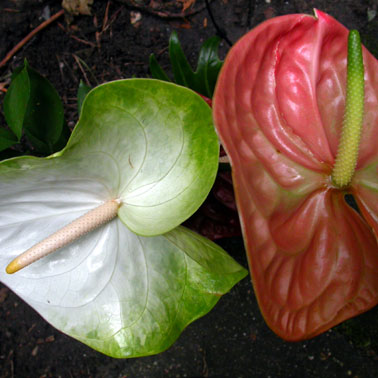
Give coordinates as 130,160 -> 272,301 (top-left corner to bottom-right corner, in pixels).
213,10 -> 378,340
268,190 -> 376,339
227,140 -> 378,339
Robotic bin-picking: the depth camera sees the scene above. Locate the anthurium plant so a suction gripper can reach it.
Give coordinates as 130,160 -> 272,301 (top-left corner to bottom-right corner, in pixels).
0,78 -> 247,357
213,9 -> 378,341
150,32 -> 242,240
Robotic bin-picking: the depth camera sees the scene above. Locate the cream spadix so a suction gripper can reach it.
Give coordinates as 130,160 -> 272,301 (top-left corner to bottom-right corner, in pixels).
6,199 -> 121,274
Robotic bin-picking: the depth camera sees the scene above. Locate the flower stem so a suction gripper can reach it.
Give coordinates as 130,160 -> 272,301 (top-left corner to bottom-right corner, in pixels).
331,30 -> 365,189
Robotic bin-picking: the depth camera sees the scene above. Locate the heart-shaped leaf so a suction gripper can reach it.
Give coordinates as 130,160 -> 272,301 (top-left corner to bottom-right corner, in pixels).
71,79 -> 219,235
0,78 -> 247,357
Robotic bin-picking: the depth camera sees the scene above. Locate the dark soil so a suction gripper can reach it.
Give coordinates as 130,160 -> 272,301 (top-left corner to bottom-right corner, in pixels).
1,1 -> 378,377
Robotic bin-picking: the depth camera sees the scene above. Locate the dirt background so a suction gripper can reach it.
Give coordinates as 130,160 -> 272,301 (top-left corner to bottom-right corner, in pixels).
1,0 -> 378,377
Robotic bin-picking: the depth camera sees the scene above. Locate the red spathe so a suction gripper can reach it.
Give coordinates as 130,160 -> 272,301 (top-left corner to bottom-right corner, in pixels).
213,9 -> 378,340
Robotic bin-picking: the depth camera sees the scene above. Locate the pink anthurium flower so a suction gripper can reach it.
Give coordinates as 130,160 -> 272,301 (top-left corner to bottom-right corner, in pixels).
213,9 -> 378,341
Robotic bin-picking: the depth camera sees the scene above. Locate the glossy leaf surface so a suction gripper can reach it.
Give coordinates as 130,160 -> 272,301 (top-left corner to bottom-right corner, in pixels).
149,54 -> 171,82
213,10 -> 378,340
3,61 -> 65,154
149,32 -> 223,97
0,79 -> 247,357
3,65 -> 29,140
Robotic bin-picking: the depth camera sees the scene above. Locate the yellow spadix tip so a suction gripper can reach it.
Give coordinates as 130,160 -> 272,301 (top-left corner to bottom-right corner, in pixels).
6,258 -> 22,274
5,198 -> 121,274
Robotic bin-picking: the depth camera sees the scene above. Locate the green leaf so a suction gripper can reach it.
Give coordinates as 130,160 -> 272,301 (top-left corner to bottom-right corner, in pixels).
168,32 -> 223,97
0,128 -> 18,152
149,54 -> 171,82
195,36 -> 224,97
3,61 -> 65,154
23,63 -> 64,152
150,32 -> 223,97
52,121 -> 71,151
0,79 -> 245,358
25,121 -> 70,155
169,31 -> 196,89
77,80 -> 92,115
71,79 -> 220,235
3,66 -> 30,140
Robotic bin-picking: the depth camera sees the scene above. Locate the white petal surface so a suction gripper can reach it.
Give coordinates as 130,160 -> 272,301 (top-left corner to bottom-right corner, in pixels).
0,79 -> 246,357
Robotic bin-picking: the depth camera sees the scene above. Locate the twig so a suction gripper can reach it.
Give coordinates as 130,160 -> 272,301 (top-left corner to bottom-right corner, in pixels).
105,6 -> 124,32
3,8 -> 20,13
57,22 -> 97,48
70,34 -> 97,47
96,3 -> 124,47
0,9 -> 65,69
102,1 -> 111,32
7,350 -> 14,378
117,0 -> 208,19
58,54 -> 79,84
0,83 -> 7,93
72,54 -> 91,87
205,0 -> 232,46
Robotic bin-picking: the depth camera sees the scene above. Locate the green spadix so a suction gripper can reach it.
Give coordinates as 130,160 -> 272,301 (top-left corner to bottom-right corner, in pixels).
332,30 -> 365,188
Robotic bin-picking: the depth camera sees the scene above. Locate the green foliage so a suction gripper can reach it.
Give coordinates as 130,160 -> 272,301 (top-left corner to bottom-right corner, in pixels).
2,60 -> 67,155
0,128 -> 18,152
77,80 -> 92,115
3,65 -> 29,140
149,54 -> 170,82
149,31 -> 223,98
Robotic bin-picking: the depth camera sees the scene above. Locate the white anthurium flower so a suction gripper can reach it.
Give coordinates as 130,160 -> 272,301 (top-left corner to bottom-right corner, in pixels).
0,79 -> 247,358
